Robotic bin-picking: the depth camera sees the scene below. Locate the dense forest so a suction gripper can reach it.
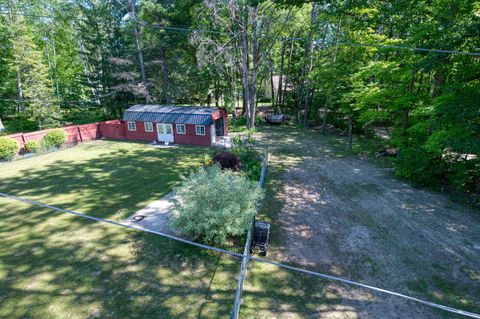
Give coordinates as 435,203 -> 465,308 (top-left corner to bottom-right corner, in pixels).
0,0 -> 479,203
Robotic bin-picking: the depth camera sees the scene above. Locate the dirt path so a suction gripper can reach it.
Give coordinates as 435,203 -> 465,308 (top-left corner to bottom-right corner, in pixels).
254,126 -> 480,319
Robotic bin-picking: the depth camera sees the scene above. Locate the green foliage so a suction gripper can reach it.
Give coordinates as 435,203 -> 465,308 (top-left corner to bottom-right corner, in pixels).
24,140 -> 41,153
230,116 -> 262,133
42,129 -> 67,148
231,134 -> 263,181
3,117 -> 37,133
8,14 -> 59,128
170,165 -> 263,244
0,137 -> 19,161
394,147 -> 445,186
0,0 -> 477,201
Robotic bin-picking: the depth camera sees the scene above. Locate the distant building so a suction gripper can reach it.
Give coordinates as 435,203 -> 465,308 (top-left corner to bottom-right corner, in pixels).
264,75 -> 292,100
122,105 -> 228,147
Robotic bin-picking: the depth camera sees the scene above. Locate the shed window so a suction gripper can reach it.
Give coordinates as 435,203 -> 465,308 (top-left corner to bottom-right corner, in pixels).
176,124 -> 186,135
144,122 -> 153,132
127,121 -> 137,131
195,125 -> 206,136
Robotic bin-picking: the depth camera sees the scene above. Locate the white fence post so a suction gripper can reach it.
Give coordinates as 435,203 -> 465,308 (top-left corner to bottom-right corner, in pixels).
231,145 -> 269,319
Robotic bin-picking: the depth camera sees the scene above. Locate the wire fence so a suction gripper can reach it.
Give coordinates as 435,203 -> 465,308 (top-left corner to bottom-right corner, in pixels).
1,185 -> 480,318
231,145 -> 269,319
0,141 -> 80,166
1,141 -> 480,318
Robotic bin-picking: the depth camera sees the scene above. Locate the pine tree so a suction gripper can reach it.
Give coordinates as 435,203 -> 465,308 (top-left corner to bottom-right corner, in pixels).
9,13 -> 58,128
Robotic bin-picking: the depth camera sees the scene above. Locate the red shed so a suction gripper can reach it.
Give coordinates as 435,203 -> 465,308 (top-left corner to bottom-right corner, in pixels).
122,105 -> 228,147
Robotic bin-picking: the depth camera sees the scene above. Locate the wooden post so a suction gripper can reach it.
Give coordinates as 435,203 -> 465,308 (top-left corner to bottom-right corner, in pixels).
77,126 -> 83,143
21,133 -> 26,151
231,145 -> 268,319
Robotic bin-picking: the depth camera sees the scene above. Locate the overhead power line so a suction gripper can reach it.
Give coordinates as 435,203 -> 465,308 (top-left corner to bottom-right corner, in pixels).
0,90 -> 119,105
1,10 -> 480,57
0,192 -> 479,319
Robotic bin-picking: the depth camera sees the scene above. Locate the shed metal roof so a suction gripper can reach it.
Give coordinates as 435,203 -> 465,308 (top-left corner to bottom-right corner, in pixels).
123,105 -> 219,125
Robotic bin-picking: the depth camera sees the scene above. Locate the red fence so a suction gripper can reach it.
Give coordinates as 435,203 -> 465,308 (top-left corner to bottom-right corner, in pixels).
7,120 -> 126,153
99,120 -> 126,140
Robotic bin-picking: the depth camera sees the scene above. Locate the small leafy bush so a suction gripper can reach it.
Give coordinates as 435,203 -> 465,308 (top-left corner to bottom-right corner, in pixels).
0,137 -> 19,160
394,146 -> 445,186
212,152 -> 240,171
42,128 -> 67,148
232,134 -> 263,181
170,165 -> 263,244
25,140 -> 42,153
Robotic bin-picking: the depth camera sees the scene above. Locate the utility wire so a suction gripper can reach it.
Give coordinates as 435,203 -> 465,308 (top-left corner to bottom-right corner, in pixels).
0,192 -> 479,319
1,10 -> 480,57
0,91 -> 119,105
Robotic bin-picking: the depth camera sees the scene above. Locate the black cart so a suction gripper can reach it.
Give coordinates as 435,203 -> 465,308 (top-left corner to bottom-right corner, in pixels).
250,221 -> 271,256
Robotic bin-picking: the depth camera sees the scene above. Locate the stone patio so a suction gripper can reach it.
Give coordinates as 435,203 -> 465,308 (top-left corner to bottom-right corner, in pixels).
123,192 -> 177,234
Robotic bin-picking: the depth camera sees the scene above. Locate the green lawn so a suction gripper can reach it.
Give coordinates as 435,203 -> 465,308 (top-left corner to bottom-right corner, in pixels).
0,140 -> 239,319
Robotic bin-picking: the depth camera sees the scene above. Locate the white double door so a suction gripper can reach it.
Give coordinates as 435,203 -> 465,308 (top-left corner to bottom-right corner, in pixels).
156,123 -> 174,143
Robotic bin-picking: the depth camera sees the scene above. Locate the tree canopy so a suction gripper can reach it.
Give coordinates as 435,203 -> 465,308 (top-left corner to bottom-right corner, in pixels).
0,0 -> 479,201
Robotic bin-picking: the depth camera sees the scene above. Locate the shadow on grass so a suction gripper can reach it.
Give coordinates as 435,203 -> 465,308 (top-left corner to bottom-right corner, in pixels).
0,140 -> 207,221
0,140 -> 241,318
0,198 -> 240,318
241,125 -> 480,319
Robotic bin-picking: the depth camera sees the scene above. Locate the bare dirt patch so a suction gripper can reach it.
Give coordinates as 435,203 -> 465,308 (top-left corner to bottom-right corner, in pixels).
253,126 -> 480,318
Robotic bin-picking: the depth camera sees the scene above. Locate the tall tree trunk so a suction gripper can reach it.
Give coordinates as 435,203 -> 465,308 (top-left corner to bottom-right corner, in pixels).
321,19 -> 341,132
247,4 -> 260,129
432,67 -> 445,97
78,38 -> 97,98
159,47 -> 171,104
0,117 -> 4,132
276,41 -> 286,113
269,59 -> 275,110
241,85 -> 247,115
321,96 -> 329,134
402,68 -> 416,136
296,3 -> 318,125
473,178 -> 480,205
402,109 -> 409,132
43,27 -> 54,86
8,7 -> 24,113
51,24 -> 60,98
16,69 -> 24,113
303,88 -> 314,128
214,78 -> 219,107
284,32 -> 296,113
240,18 -> 251,121
130,0 -> 149,100
348,114 -> 353,151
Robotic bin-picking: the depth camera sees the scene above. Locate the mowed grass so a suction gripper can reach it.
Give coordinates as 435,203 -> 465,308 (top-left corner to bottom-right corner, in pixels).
0,140 -> 239,319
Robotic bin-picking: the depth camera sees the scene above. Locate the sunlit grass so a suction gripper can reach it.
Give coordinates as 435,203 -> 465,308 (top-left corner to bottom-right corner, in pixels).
0,140 -> 239,318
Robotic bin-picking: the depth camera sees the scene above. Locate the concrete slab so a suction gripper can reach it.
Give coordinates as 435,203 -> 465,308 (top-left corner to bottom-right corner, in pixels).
123,192 -> 178,234
148,142 -> 179,149
213,136 -> 232,148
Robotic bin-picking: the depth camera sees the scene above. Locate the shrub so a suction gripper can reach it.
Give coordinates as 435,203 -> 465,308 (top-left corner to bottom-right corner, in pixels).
42,128 -> 67,148
170,165 -> 263,244
231,134 -> 263,181
394,146 -> 445,186
25,140 -> 42,153
212,152 -> 240,171
0,137 -> 19,161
